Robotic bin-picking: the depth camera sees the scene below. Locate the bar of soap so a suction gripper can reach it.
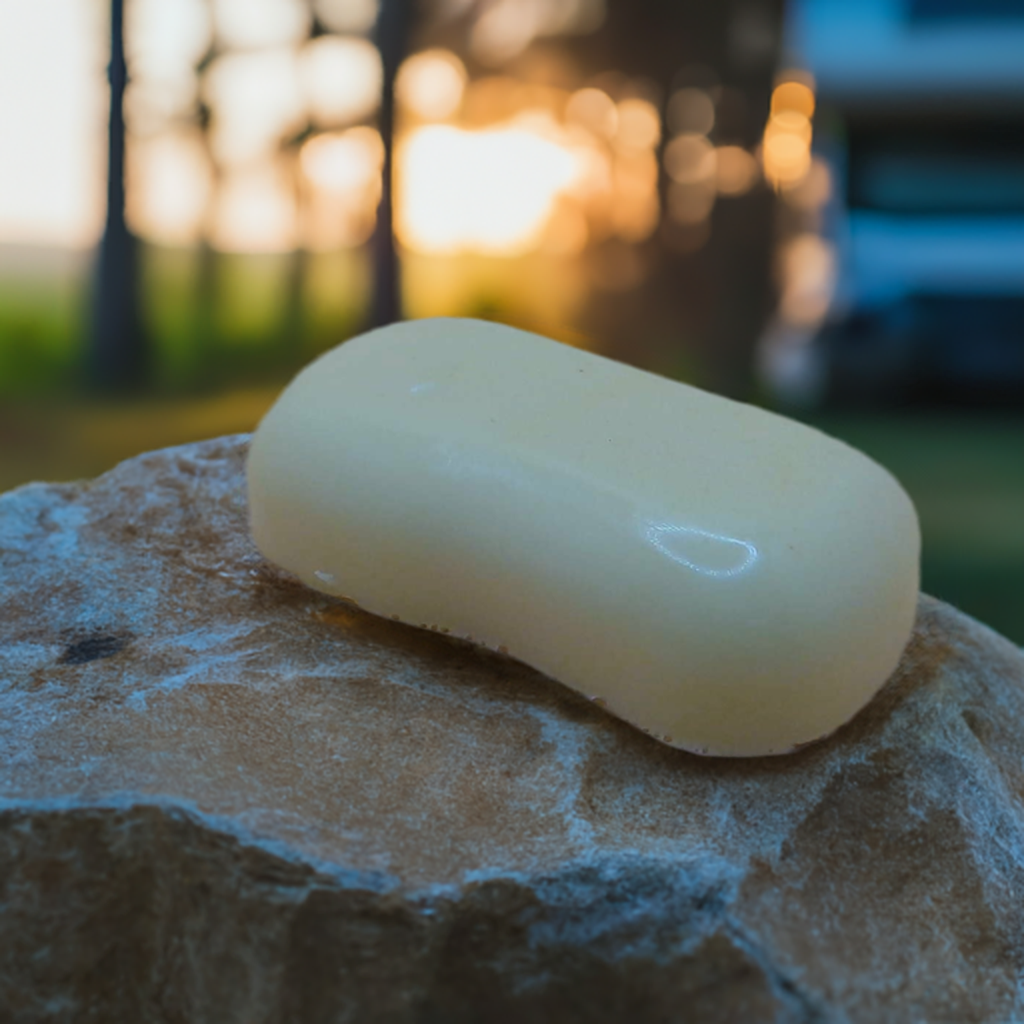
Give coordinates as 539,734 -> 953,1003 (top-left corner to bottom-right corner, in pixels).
247,317 -> 920,757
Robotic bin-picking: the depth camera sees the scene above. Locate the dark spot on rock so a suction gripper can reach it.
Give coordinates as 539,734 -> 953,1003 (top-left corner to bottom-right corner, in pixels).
59,633 -> 132,666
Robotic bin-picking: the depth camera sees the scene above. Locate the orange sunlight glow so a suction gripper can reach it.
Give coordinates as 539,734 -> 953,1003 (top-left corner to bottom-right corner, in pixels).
469,0 -> 606,66
396,73 -> 662,256
565,87 -> 618,139
715,145 -> 758,196
762,75 -> 816,190
396,49 -> 467,122
778,232 -> 835,327
114,12 -> 660,261
611,150 -> 659,241
543,199 -> 589,255
396,122 -> 582,254
300,127 -> 383,249
665,133 -> 716,185
127,129 -> 212,246
212,161 -> 298,252
615,98 -> 660,151
770,80 -> 815,120
2,0 -> 663,265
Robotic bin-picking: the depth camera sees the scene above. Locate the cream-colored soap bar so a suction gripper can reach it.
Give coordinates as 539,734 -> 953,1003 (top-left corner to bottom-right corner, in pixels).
248,317 -> 919,757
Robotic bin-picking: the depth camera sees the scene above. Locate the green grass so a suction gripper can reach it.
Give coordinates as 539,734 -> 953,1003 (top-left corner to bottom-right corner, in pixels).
0,244 -> 372,398
0,248 -> 86,393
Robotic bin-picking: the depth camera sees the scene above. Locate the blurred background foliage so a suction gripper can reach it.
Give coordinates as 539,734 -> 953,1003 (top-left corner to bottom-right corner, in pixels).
0,0 -> 1021,642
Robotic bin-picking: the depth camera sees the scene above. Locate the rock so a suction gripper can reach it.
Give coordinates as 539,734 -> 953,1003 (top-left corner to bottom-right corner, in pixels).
1,435 -> 1023,1023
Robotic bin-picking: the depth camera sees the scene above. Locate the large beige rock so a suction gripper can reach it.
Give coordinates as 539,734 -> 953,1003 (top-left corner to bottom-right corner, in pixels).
1,435 -> 1023,1023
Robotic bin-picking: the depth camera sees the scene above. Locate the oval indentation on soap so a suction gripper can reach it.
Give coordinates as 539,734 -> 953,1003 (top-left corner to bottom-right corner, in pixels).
643,521 -> 759,579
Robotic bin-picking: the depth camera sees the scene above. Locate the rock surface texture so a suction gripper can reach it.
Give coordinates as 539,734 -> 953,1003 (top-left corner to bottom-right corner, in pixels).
2,435 -> 1024,1023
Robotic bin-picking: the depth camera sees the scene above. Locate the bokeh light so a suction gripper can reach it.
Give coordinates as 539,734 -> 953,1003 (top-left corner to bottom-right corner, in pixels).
665,134 -> 716,185
300,35 -> 382,127
715,145 -> 759,195
397,123 -> 583,254
470,0 -> 538,65
301,128 -> 383,193
299,127 -> 383,249
565,87 -> 618,139
126,129 -> 212,246
124,74 -> 200,138
211,0 -> 311,51
777,233 -> 835,327
662,81 -> 732,235
203,49 -> 306,167
667,87 -> 715,136
615,98 -> 661,151
469,0 -> 606,66
396,49 -> 467,122
211,160 -> 298,253
126,0 -> 211,79
770,80 -> 815,121
762,75 -> 816,189
312,0 -> 380,35
125,0 -> 209,140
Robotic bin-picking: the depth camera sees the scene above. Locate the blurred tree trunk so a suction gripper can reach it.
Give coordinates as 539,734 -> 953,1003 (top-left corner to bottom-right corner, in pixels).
368,0 -> 410,328
90,0 -> 147,391
283,227 -> 309,364
570,0 -> 784,400
194,18 -> 223,391
704,0 -> 785,401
